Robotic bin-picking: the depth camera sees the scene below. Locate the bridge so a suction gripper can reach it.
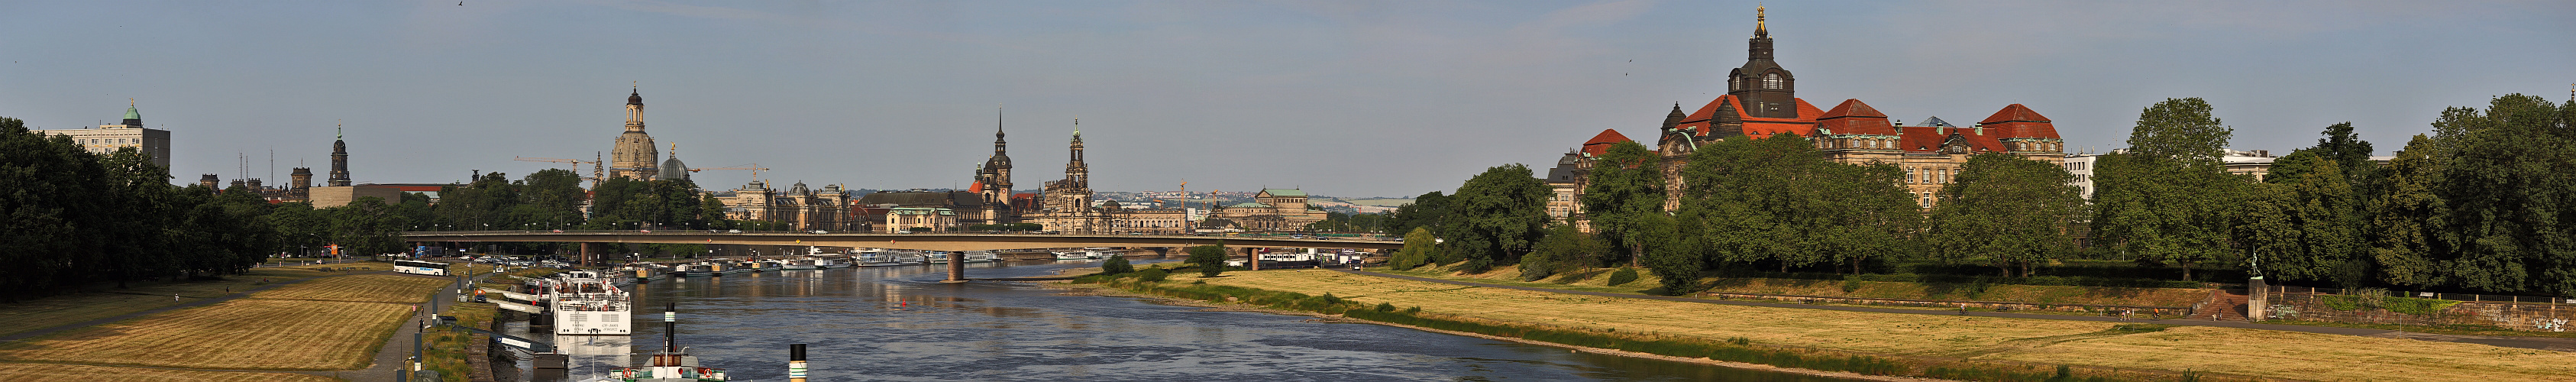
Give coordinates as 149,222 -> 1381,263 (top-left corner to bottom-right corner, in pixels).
402,231 -> 1404,282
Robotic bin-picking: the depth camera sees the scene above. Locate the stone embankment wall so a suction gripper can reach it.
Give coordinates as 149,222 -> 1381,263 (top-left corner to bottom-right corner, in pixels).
2261,286 -> 2576,332
1702,292 -> 2194,318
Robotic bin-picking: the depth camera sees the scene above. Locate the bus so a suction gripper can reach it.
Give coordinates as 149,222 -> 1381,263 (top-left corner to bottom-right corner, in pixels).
394,260 -> 451,276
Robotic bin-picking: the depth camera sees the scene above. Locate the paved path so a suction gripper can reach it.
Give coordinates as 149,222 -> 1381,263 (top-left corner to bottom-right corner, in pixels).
1332,268 -> 2576,352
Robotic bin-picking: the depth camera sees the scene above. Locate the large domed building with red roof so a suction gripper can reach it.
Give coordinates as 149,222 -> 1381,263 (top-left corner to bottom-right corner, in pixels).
1559,6 -> 2070,226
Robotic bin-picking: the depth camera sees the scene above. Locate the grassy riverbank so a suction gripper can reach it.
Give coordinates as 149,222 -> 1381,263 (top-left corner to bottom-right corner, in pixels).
0,263 -> 453,371
1392,264 -> 2211,307
1077,269 -> 2576,382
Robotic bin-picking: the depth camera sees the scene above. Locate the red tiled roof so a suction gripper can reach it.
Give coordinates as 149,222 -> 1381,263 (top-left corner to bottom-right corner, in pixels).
967,182 -> 983,193
1815,99 -> 1897,136
1974,104 -> 2060,139
1579,129 -> 1634,156
1675,95 -> 1821,138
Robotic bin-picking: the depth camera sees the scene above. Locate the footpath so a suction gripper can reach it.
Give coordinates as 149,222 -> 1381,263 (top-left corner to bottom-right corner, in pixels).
1333,268 -> 2576,352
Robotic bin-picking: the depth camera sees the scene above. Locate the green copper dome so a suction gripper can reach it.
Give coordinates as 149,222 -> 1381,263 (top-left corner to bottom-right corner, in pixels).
122,105 -> 141,121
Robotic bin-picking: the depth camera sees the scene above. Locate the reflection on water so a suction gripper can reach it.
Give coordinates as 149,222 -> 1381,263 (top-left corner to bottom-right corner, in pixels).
496,259 -> 1854,381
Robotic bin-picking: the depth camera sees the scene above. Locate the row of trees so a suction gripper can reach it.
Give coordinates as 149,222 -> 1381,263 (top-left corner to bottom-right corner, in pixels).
0,115 -> 752,300
2097,95 -> 2576,296
1387,94 -> 2575,296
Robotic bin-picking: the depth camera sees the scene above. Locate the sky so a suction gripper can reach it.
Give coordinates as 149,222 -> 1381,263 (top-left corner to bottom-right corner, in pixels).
4,1 -> 2569,198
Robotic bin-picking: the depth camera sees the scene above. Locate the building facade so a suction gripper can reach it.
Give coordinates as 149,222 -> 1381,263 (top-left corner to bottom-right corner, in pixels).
722,180 -> 856,231
36,101 -> 173,167
1566,7 -> 2068,219
1208,189 -> 1330,231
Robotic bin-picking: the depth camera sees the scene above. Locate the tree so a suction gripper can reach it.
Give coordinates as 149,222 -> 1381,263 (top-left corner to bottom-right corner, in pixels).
331,196 -> 410,259
1101,254 -> 1134,274
1384,191 -> 1452,239
1389,227 -> 1437,270
1186,244 -> 1229,277
1579,141 -> 1665,267
2426,94 -> 2575,295
2092,98 -> 2239,281
2368,135 -> 2443,288
1926,154 -> 2085,277
1440,163 -> 1553,274
1518,225 -> 1607,281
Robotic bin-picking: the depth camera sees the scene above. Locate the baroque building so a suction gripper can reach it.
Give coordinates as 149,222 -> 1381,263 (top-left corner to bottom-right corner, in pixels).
1568,6 -> 2068,222
722,180 -> 856,231
1027,125 -> 1114,234
1208,189 -> 1330,231
609,88 -> 660,180
968,108 -> 1018,225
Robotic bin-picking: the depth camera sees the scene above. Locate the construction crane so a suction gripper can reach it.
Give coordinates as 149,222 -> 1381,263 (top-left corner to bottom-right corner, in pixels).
512,153 -> 618,187
689,163 -> 771,183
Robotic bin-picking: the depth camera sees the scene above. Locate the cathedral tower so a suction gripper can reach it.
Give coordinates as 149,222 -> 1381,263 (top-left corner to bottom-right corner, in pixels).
1727,6 -> 1796,118
609,87 -> 661,180
328,125 -> 351,186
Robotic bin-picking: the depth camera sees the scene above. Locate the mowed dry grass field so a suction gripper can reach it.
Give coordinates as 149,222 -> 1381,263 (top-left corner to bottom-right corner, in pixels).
1185,270 -> 2576,382
0,267 -> 344,338
0,299 -> 412,370
0,363 -> 337,381
252,274 -> 450,303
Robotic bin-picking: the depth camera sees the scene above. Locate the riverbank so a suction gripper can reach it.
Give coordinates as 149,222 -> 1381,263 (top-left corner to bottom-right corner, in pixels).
1052,280 -> 1942,382
1062,268 -> 2576,382
0,261 -> 464,380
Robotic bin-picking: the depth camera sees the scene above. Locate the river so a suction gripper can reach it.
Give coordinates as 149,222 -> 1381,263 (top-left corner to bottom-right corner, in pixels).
498,258 -> 1854,381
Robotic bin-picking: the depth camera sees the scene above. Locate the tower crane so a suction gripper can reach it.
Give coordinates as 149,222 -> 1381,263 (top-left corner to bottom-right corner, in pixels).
689,163 -> 772,183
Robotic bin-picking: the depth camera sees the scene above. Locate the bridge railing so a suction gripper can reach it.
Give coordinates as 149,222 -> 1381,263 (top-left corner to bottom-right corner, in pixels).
401,230 -> 1401,241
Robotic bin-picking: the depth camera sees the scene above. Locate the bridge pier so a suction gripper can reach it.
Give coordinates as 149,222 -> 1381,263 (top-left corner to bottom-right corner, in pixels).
1243,248 -> 1259,271
578,242 -> 594,267
943,252 -> 968,283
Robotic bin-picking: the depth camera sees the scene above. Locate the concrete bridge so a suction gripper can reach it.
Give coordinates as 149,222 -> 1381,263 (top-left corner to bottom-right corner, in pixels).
402,230 -> 1404,281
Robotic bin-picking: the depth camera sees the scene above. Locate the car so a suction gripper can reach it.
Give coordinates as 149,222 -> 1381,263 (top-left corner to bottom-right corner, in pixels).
810,230 -> 829,234
727,229 -> 743,233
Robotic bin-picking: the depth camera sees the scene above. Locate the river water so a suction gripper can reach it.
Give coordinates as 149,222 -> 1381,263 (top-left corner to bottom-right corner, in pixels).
499,258 -> 1852,381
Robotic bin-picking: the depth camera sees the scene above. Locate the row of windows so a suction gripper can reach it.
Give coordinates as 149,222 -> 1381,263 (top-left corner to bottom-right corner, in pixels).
1905,167 -> 1953,184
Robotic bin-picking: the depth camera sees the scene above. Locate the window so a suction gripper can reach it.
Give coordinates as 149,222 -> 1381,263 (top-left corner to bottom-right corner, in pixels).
1763,73 -> 1784,89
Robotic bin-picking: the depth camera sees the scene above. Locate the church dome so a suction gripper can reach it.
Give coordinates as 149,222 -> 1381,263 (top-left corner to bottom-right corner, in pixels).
628,89 -> 642,105
655,156 -> 689,182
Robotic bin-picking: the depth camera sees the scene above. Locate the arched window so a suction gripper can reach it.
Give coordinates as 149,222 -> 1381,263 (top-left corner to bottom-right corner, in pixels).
1763,73 -> 1784,89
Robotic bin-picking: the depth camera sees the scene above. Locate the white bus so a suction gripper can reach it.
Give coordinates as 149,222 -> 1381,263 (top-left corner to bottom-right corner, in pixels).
394,260 -> 451,276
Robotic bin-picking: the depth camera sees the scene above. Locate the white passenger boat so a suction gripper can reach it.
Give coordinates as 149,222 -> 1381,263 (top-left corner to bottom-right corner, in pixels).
781,258 -> 823,270
962,251 -> 999,263
545,270 -> 635,335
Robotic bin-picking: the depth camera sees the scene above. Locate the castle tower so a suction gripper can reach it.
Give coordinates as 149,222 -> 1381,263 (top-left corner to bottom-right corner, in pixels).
978,106 -> 1016,222
1727,6 -> 1796,118
199,173 -> 219,189
609,87 -> 661,180
328,125 -> 351,186
290,167 -> 312,191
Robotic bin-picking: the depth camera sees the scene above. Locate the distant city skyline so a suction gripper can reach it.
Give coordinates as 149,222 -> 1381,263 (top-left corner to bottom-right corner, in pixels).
2,1 -> 2568,197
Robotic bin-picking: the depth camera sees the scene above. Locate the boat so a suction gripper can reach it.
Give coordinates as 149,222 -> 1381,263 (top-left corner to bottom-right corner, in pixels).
781,258 -> 823,270
1055,248 -> 1113,260
598,304 -> 729,381
677,262 -> 721,277
814,257 -> 848,268
962,251 -> 999,263
1052,251 -> 1091,260
545,270 -> 634,335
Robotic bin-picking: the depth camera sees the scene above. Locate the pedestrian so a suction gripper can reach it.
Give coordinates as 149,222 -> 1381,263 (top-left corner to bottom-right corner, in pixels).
173,294 -> 180,302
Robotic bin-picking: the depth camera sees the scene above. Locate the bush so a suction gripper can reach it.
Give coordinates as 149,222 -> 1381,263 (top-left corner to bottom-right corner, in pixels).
1101,255 -> 1134,274
1606,267 -> 1640,286
1136,267 -> 1168,282
1187,244 -> 1229,277
1375,302 -> 1396,312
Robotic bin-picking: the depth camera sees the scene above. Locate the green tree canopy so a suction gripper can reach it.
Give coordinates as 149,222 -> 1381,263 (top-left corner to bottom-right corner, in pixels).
1439,163 -> 1553,274
1927,153 -> 2085,277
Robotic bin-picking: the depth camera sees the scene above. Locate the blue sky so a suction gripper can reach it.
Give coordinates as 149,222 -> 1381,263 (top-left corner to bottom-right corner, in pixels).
3,1 -> 2568,198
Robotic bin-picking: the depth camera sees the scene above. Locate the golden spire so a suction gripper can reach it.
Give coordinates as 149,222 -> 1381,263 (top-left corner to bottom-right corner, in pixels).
668,142 -> 677,159
1756,5 -> 1767,35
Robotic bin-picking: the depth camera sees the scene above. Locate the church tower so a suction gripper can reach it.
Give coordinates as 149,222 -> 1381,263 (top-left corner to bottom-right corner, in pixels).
1727,6 -> 1796,118
609,87 -> 661,180
1063,121 -> 1088,190
978,107 -> 1016,223
328,125 -> 351,186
